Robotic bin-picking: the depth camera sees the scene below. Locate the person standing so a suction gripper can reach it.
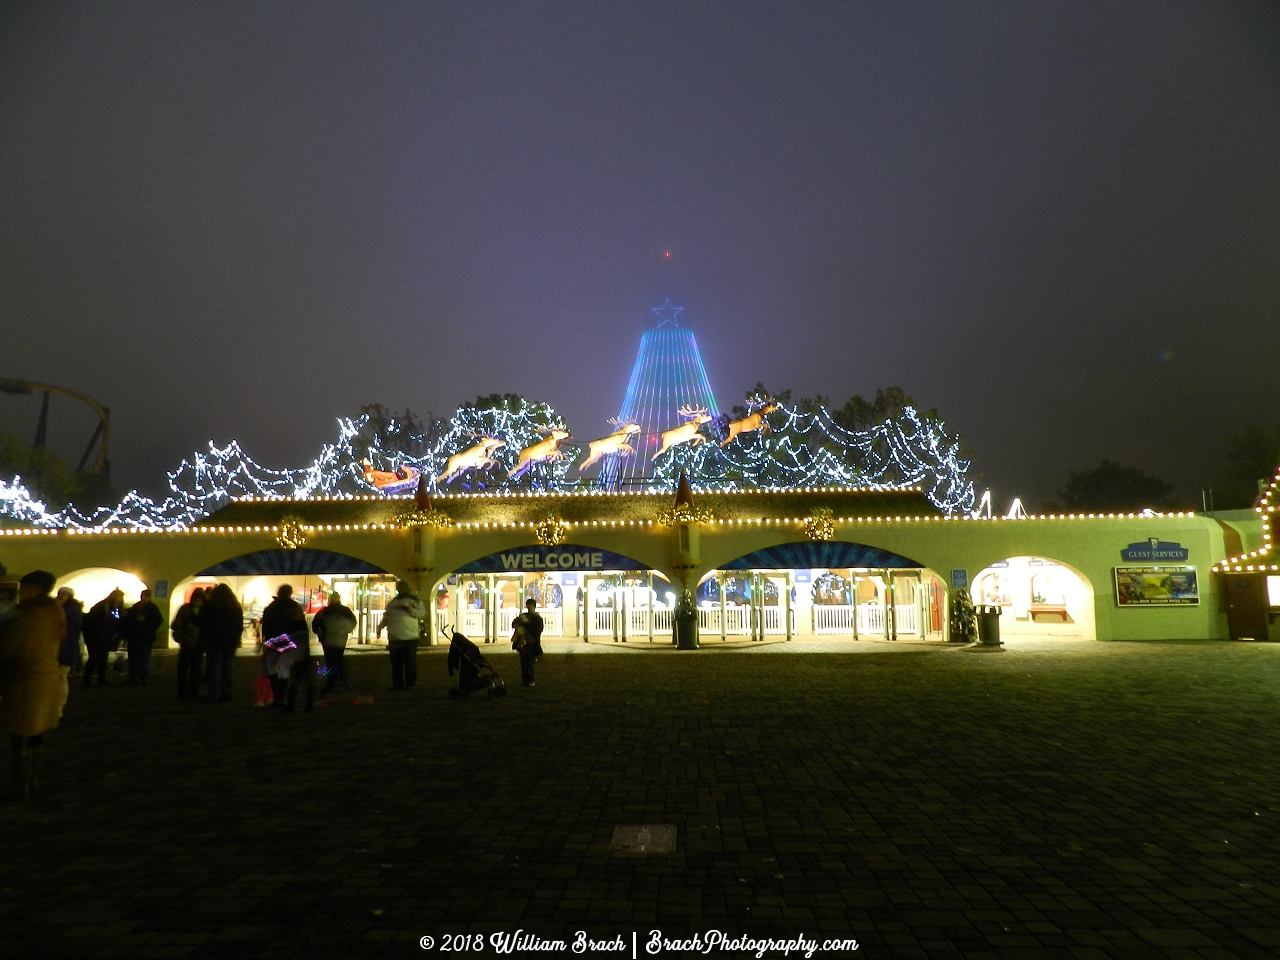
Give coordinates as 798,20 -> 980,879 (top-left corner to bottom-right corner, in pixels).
261,585 -> 313,711
261,585 -> 305,706
81,589 -> 123,687
0,571 -> 66,801
514,598 -> 544,687
171,588 -> 205,700
201,584 -> 243,702
377,582 -> 424,691
121,589 -> 163,685
314,592 -> 358,695
56,588 -> 84,677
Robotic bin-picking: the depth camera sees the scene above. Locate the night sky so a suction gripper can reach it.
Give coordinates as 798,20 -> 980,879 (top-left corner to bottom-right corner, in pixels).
2,1 -> 1278,508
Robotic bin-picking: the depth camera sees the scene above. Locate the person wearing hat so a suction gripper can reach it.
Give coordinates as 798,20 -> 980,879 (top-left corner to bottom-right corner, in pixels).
0,570 -> 66,801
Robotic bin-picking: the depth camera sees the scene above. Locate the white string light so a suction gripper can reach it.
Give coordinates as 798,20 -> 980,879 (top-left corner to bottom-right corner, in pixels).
0,400 -> 976,530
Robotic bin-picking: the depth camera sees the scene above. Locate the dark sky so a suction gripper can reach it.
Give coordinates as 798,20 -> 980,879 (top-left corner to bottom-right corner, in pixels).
2,1 -> 1278,508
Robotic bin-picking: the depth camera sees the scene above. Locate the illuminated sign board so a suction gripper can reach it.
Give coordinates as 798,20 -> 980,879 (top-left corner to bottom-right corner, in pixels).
456,545 -> 649,574
1121,539 -> 1189,562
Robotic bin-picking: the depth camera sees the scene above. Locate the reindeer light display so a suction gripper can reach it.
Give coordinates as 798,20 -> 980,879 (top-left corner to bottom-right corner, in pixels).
435,437 -> 505,485
720,402 -> 779,447
577,419 -> 641,472
652,405 -> 712,461
509,428 -> 572,479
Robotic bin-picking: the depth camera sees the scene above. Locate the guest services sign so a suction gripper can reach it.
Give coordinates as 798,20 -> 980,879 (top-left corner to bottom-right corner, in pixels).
1120,539 -> 1189,562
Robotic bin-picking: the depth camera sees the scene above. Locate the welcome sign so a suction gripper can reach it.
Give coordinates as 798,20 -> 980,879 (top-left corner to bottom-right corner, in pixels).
1121,539 -> 1189,562
456,544 -> 650,574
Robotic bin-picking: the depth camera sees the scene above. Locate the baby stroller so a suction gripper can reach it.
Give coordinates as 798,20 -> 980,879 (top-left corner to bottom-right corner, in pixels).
443,625 -> 506,699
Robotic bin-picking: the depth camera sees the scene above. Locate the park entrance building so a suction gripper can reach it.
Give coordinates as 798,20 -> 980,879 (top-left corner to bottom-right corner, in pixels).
445,544 -> 675,642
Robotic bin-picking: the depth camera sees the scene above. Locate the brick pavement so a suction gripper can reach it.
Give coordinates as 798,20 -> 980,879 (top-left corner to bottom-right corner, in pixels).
1,640 -> 1279,958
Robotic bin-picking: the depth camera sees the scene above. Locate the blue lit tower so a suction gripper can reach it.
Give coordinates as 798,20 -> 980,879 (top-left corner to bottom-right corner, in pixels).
600,300 -> 720,485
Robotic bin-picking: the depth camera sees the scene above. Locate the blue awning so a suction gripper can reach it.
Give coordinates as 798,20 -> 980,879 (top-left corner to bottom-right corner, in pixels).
198,549 -> 387,577
720,541 -> 923,570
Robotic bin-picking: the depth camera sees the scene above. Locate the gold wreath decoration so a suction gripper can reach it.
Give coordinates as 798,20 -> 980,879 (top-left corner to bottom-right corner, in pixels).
534,515 -> 569,546
803,508 -> 835,542
654,504 -> 715,527
276,515 -> 309,550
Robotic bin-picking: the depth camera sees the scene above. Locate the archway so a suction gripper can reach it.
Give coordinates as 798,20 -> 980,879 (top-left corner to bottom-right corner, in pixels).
178,548 -> 393,647
710,541 -> 947,642
55,567 -> 149,610
445,543 -> 670,643
970,556 -> 1096,640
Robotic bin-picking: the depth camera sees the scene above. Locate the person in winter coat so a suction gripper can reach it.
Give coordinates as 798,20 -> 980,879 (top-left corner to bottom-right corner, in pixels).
81,589 -> 123,687
313,592 -> 358,694
121,589 -> 163,685
261,584 -> 312,711
201,584 -> 243,702
171,588 -> 205,700
56,588 -> 84,676
513,598 -> 544,687
0,570 -> 66,801
377,581 -> 424,691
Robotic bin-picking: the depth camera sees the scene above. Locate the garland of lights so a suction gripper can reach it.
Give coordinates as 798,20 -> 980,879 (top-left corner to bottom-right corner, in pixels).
650,404 -> 974,514
0,397 -> 975,530
389,505 -> 454,529
654,503 -> 716,527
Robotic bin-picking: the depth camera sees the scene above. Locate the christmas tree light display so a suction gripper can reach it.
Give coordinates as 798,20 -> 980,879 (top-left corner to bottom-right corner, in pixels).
599,299 -> 720,485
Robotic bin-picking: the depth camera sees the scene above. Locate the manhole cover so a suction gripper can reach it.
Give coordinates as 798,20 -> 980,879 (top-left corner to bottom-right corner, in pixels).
609,824 -> 677,855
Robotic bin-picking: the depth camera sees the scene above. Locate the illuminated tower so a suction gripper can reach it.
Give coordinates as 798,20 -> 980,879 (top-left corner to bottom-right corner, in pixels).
600,300 -> 720,485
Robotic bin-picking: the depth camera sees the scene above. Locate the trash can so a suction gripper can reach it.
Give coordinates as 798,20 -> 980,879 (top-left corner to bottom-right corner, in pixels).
977,605 -> 1002,646
675,617 -> 699,650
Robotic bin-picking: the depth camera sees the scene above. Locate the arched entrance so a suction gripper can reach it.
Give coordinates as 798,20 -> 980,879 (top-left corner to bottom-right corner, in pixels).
446,544 -> 671,643
55,567 -> 149,609
181,548 -> 394,646
970,556 -> 1096,640
711,541 -> 948,642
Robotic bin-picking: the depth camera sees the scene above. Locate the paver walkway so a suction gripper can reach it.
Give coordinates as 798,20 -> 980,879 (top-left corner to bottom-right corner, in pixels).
2,640 -> 1280,958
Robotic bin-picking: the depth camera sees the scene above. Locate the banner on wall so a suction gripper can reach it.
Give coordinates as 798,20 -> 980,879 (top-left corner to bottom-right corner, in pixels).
1114,565 -> 1199,606
455,544 -> 649,574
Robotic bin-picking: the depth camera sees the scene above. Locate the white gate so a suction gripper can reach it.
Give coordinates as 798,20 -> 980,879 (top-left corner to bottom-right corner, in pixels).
498,606 -> 563,637
588,607 -> 615,636
813,605 -> 852,634
461,608 -> 486,637
698,606 -> 751,635
812,603 -> 917,636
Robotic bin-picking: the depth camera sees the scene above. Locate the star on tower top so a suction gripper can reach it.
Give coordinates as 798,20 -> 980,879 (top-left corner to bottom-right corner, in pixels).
651,298 -> 684,327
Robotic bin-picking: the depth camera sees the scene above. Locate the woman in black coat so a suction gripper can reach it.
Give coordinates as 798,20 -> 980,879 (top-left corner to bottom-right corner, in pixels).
200,584 -> 243,703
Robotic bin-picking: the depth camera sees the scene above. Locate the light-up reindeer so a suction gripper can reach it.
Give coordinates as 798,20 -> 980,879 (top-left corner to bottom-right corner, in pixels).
652,405 -> 712,461
508,427 -> 572,479
435,436 -> 505,485
720,402 -> 779,447
577,419 -> 641,472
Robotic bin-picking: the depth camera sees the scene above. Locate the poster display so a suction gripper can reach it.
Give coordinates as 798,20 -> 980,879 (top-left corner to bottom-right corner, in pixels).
1114,565 -> 1199,606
